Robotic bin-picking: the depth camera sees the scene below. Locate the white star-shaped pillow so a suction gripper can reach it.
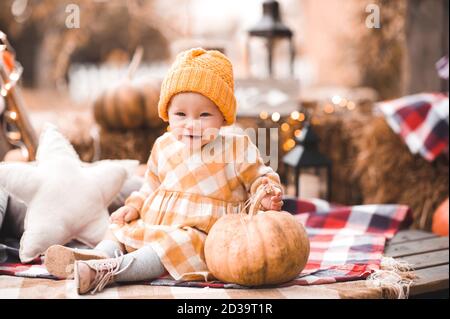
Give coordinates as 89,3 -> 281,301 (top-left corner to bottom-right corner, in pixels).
0,124 -> 138,262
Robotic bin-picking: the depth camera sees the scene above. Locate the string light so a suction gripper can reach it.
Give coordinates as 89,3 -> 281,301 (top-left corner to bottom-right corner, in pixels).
281,123 -> 290,132
271,112 -> 280,122
290,111 -> 300,120
347,101 -> 356,110
259,111 -> 269,120
323,103 -> 335,114
0,88 -> 7,97
298,112 -> 306,122
291,111 -> 306,122
6,111 -> 17,120
283,138 -> 296,151
331,95 -> 342,105
294,129 -> 302,138
339,98 -> 348,107
10,72 -> 20,81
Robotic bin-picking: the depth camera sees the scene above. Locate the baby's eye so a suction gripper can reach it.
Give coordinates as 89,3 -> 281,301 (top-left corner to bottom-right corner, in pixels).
175,112 -> 186,116
200,112 -> 212,117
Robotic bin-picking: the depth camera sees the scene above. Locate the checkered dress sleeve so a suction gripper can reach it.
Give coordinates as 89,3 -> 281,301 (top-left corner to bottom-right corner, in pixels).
125,139 -> 161,214
235,135 -> 281,196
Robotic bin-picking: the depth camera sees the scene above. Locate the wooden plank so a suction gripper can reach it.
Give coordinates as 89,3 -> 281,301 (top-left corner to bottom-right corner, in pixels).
410,264 -> 449,296
397,250 -> 449,270
385,237 -> 449,258
389,230 -> 438,245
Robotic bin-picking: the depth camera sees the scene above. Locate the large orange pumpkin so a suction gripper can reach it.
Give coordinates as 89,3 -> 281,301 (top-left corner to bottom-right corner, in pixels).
432,198 -> 449,236
204,184 -> 310,286
93,78 -> 162,130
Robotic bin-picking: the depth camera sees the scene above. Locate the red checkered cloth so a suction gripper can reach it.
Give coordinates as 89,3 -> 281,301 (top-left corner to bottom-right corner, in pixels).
0,198 -> 410,288
377,93 -> 449,161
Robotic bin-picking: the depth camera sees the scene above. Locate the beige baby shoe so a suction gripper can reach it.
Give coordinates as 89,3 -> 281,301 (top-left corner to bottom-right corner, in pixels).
74,253 -> 133,295
44,245 -> 109,279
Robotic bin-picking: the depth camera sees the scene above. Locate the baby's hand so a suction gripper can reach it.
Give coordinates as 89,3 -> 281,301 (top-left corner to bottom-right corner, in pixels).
259,178 -> 283,211
110,206 -> 139,225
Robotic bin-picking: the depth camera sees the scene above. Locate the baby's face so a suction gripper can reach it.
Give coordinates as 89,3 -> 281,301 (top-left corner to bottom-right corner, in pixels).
168,92 -> 225,148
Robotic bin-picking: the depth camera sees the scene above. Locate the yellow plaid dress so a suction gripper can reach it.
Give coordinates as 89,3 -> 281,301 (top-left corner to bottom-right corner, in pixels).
110,131 -> 281,281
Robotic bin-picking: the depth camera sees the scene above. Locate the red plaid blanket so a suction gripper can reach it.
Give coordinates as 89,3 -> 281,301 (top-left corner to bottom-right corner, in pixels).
0,197 -> 409,288
377,93 -> 449,162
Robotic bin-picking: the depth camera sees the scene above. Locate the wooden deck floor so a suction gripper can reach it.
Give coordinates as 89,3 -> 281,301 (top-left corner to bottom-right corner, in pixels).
385,229 -> 449,298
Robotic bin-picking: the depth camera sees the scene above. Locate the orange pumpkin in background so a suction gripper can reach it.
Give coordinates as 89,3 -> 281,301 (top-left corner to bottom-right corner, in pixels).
93,78 -> 162,130
432,198 -> 449,236
204,184 -> 310,287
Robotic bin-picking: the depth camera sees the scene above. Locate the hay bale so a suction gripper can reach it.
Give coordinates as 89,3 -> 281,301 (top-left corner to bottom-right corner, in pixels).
353,117 -> 449,230
66,122 -> 96,163
311,113 -> 448,230
312,113 -> 368,205
30,110 -> 96,162
98,127 -> 166,163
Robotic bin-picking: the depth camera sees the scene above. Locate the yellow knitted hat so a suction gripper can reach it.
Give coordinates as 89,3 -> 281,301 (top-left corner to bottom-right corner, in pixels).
158,48 -> 236,125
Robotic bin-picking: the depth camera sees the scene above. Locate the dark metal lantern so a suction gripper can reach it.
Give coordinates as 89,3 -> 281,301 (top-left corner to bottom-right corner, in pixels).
282,123 -> 332,200
247,0 -> 295,78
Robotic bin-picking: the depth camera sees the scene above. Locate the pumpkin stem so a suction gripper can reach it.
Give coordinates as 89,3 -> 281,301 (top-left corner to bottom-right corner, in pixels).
127,46 -> 144,80
248,183 -> 274,217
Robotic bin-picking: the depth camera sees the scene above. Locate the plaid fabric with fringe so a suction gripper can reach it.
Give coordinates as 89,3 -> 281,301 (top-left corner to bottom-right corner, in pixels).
376,93 -> 449,162
0,197 -> 410,288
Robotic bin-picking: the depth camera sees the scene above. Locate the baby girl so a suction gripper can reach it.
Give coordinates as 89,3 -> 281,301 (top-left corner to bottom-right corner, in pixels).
44,48 -> 283,294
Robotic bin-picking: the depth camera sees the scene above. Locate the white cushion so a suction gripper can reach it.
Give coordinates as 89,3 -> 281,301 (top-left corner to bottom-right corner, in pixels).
0,124 -> 138,262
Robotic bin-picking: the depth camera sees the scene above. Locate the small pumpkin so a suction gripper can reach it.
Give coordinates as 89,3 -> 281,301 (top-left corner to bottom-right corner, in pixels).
93,78 -> 163,130
204,184 -> 310,286
432,198 -> 449,236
